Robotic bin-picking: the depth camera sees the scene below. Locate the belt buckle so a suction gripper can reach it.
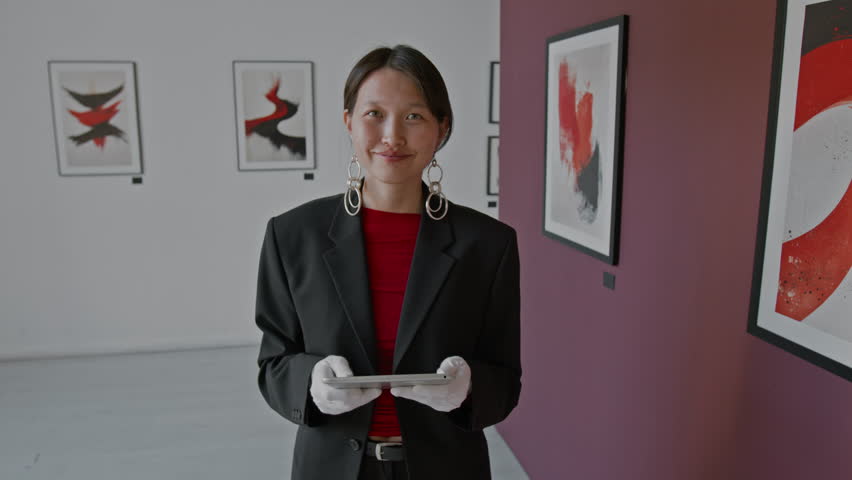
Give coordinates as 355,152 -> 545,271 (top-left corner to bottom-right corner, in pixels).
374,442 -> 400,461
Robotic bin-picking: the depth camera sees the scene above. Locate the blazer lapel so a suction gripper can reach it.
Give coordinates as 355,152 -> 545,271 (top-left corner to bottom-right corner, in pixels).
393,188 -> 456,371
322,198 -> 377,374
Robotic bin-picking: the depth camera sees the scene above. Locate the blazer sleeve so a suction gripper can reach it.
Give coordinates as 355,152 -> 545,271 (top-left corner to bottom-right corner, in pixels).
255,218 -> 325,426
449,229 -> 522,431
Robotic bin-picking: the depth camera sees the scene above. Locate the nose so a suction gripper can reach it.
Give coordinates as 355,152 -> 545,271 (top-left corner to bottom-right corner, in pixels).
381,117 -> 406,149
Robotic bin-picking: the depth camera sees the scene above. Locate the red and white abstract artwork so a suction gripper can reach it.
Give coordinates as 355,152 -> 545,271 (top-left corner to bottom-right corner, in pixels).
544,17 -> 626,264
751,0 -> 852,380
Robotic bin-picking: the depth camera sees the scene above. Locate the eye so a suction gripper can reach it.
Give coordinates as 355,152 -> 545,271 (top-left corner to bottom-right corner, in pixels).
406,113 -> 423,120
365,110 -> 381,118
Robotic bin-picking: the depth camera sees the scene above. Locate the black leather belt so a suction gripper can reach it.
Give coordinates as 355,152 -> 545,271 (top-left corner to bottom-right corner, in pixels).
365,440 -> 405,462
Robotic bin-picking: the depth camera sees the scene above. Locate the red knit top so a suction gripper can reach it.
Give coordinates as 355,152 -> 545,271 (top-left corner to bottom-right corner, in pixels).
361,206 -> 420,438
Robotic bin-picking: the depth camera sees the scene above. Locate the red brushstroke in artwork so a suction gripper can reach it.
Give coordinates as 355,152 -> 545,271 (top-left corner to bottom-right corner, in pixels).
558,60 -> 594,176
245,78 -> 292,134
776,181 -> 852,320
63,84 -> 126,150
68,100 -> 121,127
776,37 -> 852,320
794,39 -> 852,129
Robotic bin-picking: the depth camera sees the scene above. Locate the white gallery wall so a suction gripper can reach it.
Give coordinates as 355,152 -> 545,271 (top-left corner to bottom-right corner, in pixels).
0,0 -> 500,358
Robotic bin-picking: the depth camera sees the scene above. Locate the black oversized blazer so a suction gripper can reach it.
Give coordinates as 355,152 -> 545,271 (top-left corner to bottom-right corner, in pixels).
255,186 -> 521,480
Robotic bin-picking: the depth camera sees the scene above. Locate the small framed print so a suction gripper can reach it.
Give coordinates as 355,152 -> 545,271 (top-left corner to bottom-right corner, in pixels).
748,0 -> 852,382
489,61 -> 500,124
487,136 -> 499,196
48,61 -> 143,176
233,61 -> 315,171
543,16 -> 628,265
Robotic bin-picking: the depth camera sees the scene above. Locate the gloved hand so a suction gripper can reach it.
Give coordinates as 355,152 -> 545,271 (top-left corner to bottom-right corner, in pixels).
390,356 -> 471,412
310,355 -> 381,415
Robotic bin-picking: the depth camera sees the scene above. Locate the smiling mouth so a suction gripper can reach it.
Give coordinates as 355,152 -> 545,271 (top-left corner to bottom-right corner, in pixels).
374,152 -> 413,162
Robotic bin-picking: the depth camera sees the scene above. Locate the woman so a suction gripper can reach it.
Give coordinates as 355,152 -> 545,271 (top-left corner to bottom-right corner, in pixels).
255,45 -> 521,480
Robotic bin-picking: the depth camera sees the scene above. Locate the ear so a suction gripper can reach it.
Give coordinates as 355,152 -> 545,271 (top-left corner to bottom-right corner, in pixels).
437,117 -> 450,147
343,109 -> 353,136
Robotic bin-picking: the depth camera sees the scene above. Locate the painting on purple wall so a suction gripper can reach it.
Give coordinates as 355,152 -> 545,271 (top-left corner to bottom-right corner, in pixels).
233,61 -> 315,171
543,16 -> 627,265
48,61 -> 143,176
749,0 -> 852,382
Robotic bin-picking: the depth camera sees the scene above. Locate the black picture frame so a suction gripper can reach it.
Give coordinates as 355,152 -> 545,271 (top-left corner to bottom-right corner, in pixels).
542,16 -> 627,265
489,61 -> 500,124
48,60 -> 144,177
747,0 -> 852,382
233,60 -> 316,171
487,136 -> 499,196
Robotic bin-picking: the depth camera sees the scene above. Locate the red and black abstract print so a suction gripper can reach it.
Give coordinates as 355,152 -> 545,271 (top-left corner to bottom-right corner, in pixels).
776,0 -> 852,321
63,83 -> 126,149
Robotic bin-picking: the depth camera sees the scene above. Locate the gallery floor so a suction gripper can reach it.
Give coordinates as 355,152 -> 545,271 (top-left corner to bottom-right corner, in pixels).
0,346 -> 528,479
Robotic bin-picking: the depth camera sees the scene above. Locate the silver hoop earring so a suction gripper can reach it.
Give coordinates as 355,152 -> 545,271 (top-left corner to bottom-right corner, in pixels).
425,158 -> 448,221
344,155 -> 363,216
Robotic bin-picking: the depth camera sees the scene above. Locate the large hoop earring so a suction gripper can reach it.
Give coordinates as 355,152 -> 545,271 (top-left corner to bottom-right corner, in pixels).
425,158 -> 448,221
344,155 -> 363,216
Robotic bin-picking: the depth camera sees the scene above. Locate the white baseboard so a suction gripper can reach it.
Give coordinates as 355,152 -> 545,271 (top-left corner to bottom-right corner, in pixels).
0,338 -> 261,362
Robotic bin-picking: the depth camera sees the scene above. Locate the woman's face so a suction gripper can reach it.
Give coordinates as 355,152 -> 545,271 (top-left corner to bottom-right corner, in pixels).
344,67 -> 448,191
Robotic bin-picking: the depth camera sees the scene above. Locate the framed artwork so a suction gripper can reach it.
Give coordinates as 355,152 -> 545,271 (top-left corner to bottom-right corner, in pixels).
542,16 -> 627,265
233,61 -> 315,171
748,0 -> 852,382
48,61 -> 143,176
488,62 -> 500,123
487,136 -> 499,195
489,61 -> 500,124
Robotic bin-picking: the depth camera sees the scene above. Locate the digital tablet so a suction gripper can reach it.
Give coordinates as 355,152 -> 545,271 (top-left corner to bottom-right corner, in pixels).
322,373 -> 452,389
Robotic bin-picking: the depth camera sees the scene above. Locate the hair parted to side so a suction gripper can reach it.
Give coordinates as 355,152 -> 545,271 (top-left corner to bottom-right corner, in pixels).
344,45 -> 453,150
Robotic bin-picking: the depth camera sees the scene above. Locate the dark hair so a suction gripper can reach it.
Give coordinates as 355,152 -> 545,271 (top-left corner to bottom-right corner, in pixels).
344,45 -> 453,150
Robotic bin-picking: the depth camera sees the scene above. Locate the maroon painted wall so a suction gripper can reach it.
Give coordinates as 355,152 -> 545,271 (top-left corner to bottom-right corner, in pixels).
497,0 -> 852,478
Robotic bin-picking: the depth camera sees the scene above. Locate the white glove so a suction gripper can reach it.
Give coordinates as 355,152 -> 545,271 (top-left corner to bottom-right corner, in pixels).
390,356 -> 472,412
310,355 -> 381,415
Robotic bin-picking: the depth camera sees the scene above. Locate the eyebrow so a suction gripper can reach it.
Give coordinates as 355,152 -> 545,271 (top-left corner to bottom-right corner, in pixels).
362,100 -> 428,109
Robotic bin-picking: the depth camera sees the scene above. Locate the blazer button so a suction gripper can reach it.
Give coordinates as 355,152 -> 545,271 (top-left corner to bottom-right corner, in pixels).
348,438 -> 361,451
